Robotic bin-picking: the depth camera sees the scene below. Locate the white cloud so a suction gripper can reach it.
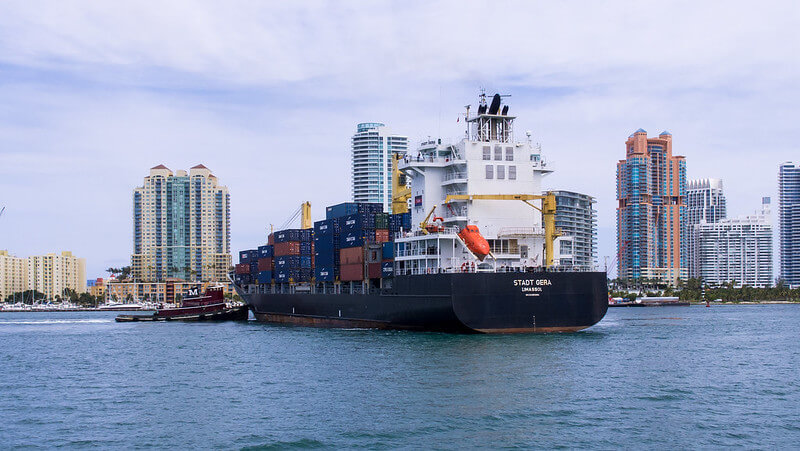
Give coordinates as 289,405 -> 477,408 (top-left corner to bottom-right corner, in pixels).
0,0 -> 798,277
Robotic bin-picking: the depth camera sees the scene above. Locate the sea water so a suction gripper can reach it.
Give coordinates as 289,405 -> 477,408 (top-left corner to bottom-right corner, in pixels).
1,305 -> 798,448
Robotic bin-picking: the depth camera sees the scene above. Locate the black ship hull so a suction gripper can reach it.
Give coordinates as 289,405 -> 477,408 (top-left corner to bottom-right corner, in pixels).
236,272 -> 608,333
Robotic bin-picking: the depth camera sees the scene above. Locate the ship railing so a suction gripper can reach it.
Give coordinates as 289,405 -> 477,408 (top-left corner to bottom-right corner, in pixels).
394,227 -> 460,240
395,264 -> 601,276
444,171 -> 468,181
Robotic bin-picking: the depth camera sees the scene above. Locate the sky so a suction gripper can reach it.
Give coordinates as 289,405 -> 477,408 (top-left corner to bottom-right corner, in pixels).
0,1 -> 798,279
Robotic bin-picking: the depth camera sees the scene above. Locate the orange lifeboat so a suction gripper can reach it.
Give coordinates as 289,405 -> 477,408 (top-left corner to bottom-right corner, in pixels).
458,225 -> 491,261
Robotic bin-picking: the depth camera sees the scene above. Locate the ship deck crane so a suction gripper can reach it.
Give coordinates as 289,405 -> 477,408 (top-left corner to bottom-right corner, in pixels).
419,206 -> 444,234
444,193 -> 560,267
277,201 -> 313,231
391,153 -> 411,214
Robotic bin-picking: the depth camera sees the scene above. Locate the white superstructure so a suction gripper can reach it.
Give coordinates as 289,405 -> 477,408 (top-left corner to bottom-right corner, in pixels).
395,93 -> 571,275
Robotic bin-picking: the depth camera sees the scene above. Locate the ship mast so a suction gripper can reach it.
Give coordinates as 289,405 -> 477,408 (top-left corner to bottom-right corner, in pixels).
467,93 -> 514,143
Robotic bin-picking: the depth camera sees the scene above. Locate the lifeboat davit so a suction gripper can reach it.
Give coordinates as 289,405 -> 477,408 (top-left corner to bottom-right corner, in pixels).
458,225 -> 491,261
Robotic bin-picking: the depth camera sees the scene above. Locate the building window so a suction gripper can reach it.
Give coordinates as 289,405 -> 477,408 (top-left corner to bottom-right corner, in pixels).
485,165 -> 494,179
494,146 -> 502,160
509,165 -> 516,180
506,147 -> 514,161
497,165 -> 505,179
482,146 -> 491,160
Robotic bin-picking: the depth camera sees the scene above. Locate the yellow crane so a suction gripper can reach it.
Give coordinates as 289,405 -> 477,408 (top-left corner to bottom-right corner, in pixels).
301,201 -> 312,230
443,193 -> 560,267
391,153 -> 410,214
419,206 -> 444,234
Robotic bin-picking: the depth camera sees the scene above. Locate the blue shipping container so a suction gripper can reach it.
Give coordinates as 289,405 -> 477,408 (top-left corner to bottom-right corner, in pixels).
249,261 -> 259,274
257,270 -> 272,284
258,245 -> 274,258
300,241 -> 313,256
274,229 -> 302,243
315,266 -> 335,282
381,261 -> 394,278
339,231 -> 366,248
342,213 -> 375,232
382,242 -> 394,260
235,274 -> 252,284
275,255 -> 301,269
314,218 -> 340,236
300,255 -> 313,268
239,250 -> 252,263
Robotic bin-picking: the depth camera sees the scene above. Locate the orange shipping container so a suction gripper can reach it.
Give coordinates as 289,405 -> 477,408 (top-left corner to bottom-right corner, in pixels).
339,246 -> 364,265
340,263 -> 364,281
274,241 -> 301,256
368,262 -> 381,279
374,229 -> 390,243
257,258 -> 273,271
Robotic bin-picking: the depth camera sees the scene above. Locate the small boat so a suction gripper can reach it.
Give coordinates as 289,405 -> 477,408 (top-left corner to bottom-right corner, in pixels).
116,285 -> 248,322
99,302 -> 143,311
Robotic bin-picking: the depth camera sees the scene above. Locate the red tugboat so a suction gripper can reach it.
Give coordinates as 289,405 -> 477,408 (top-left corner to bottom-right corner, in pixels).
115,285 -> 248,322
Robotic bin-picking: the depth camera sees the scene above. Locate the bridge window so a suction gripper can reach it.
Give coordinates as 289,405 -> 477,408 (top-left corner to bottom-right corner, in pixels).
508,165 -> 517,180
482,146 -> 491,160
497,165 -> 505,179
485,165 -> 493,179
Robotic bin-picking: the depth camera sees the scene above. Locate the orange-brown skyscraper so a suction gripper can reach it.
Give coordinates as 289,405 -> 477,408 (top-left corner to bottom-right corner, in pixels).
616,129 -> 687,285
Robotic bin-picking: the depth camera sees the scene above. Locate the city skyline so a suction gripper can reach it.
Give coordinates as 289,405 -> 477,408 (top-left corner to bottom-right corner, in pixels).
0,2 -> 797,279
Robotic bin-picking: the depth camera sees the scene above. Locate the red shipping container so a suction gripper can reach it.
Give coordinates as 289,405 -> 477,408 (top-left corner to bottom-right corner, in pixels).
267,233 -> 275,245
339,246 -> 364,265
274,241 -> 301,256
257,258 -> 273,271
235,263 -> 250,274
368,262 -> 381,279
340,263 -> 364,281
374,229 -> 390,243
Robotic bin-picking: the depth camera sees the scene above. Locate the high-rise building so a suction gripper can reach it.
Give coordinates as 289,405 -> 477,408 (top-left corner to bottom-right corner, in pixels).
686,178 -> 727,278
696,199 -> 772,288
616,129 -> 687,285
779,162 -> 800,288
27,251 -> 87,301
131,165 -> 231,283
551,190 -> 597,269
352,122 -> 408,212
0,250 -> 28,301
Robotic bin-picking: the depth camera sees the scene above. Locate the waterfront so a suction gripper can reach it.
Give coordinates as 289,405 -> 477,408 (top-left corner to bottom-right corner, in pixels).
1,305 -> 799,449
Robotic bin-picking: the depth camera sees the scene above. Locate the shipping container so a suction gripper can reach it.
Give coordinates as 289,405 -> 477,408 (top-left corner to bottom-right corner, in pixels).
274,241 -> 301,256
374,229 -> 390,243
374,213 -> 389,229
239,250 -> 252,264
368,262 -> 382,279
327,202 -> 384,220
274,229 -> 302,243
314,265 -> 336,282
314,218 -> 340,236
275,255 -> 301,269
258,245 -> 274,258
342,213 -> 375,231
381,261 -> 394,278
257,270 -> 272,284
234,273 -> 252,284
340,246 -> 364,265
235,263 -> 250,274
340,263 -> 364,281
267,233 -> 274,245
382,242 -> 394,260
339,231 -> 366,248
257,258 -> 273,271
301,229 -> 313,242
249,261 -> 259,275
300,241 -> 313,256
300,255 -> 313,269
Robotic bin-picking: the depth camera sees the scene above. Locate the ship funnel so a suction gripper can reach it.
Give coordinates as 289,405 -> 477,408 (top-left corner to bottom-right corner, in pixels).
488,94 -> 501,115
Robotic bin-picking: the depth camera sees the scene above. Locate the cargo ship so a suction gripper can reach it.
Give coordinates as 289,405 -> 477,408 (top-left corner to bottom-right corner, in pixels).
232,93 -> 608,333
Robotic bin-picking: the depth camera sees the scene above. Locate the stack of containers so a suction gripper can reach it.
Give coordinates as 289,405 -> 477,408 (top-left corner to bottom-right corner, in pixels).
314,217 -> 340,282
236,249 -> 259,285
273,228 -> 314,283
381,242 -> 394,278
388,212 -> 412,235
257,244 -> 274,284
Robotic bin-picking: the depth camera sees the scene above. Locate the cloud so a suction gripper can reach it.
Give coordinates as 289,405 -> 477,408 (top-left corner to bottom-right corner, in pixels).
0,1 -> 798,277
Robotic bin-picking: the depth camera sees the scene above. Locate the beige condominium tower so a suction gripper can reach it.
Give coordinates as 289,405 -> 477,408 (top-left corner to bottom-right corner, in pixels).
131,165 -> 231,283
